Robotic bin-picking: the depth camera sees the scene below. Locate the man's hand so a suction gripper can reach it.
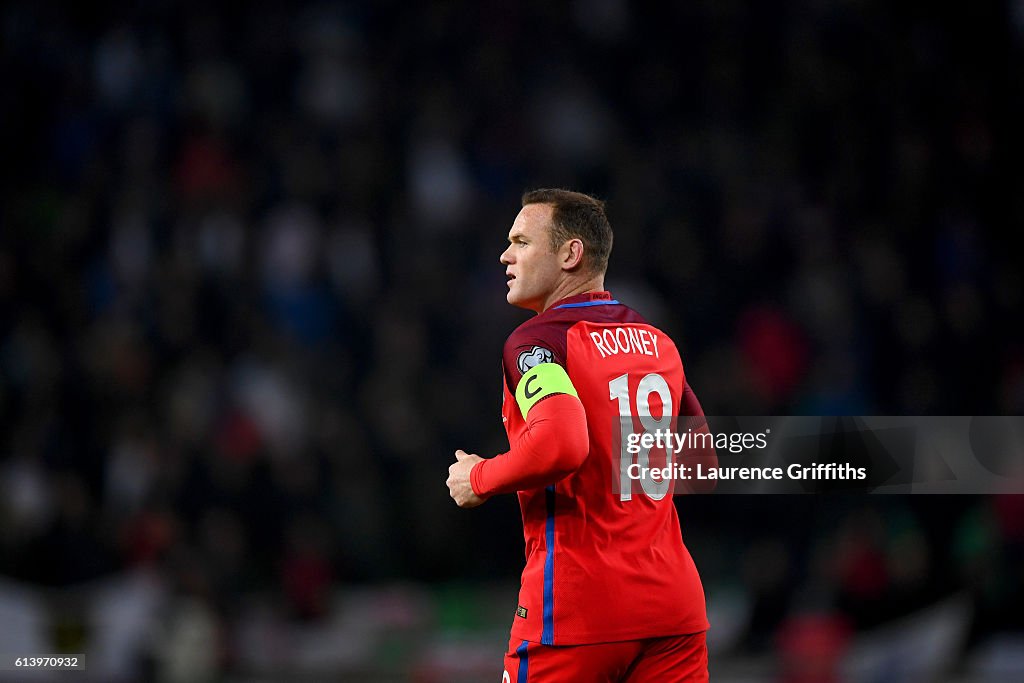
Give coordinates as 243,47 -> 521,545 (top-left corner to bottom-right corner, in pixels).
447,449 -> 485,508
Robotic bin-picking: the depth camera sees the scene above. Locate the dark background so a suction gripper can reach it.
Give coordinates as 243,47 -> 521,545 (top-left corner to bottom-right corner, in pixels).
1,1 -> 1022,680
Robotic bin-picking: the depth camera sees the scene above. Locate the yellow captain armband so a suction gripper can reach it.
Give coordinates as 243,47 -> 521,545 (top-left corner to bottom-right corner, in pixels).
515,362 -> 579,417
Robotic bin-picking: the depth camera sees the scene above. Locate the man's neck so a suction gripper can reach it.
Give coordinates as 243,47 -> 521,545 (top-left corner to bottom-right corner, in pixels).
539,275 -> 606,312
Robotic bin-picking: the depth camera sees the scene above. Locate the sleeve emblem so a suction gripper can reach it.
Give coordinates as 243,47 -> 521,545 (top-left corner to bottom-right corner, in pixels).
517,346 -> 554,374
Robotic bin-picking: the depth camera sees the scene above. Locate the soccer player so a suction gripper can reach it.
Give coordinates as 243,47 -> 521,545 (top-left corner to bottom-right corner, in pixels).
446,189 -> 715,682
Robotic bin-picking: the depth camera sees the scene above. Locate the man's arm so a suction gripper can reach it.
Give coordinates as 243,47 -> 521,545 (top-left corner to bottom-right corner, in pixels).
447,363 -> 589,507
471,392 -> 588,496
678,381 -> 718,493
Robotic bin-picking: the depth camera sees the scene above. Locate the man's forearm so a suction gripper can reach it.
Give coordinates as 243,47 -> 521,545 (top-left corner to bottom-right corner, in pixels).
470,393 -> 589,497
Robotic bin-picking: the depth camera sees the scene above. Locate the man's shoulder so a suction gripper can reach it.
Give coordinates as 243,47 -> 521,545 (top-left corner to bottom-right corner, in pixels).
505,300 -> 664,345
505,311 -> 569,344
503,300 -> 658,360
503,315 -> 571,379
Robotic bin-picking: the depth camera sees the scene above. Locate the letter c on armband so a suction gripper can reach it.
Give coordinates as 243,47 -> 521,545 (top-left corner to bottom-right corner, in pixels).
514,362 -> 579,417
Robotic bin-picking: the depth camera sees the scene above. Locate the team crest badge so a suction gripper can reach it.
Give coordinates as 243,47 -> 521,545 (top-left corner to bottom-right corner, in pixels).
517,346 -> 553,374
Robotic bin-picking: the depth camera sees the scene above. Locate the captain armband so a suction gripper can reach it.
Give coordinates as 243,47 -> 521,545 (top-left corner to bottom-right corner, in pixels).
514,363 -> 579,417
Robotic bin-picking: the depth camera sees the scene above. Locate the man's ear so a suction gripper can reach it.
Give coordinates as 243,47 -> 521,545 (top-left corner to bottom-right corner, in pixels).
561,238 -> 585,271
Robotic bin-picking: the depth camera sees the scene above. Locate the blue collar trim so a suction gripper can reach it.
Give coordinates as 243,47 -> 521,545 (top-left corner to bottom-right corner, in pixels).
553,300 -> 620,309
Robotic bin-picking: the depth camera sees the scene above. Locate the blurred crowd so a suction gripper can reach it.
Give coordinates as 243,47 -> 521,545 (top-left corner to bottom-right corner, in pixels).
1,0 -> 1022,679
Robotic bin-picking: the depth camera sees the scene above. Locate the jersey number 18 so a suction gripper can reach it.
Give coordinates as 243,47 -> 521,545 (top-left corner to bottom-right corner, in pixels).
609,373 -> 673,502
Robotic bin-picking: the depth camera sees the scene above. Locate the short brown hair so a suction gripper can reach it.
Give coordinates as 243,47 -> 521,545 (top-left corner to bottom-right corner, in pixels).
521,188 -> 613,275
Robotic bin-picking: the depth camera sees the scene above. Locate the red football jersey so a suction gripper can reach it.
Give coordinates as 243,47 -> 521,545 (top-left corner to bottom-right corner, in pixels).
498,291 -> 708,645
